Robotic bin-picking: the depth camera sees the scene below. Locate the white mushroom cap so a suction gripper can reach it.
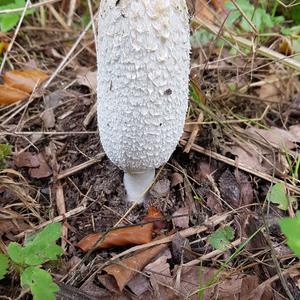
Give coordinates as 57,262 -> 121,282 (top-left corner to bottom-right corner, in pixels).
97,0 -> 190,202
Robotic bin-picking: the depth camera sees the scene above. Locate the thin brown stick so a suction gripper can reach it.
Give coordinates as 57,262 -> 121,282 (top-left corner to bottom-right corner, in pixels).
16,205 -> 86,238
0,0 -> 61,14
57,153 -> 105,180
179,140 -> 300,194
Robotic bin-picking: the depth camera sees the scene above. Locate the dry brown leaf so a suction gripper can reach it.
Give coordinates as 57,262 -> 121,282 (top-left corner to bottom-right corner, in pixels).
194,0 -> 215,21
258,75 -> 285,103
143,206 -> 166,232
150,178 -> 170,198
77,223 -> 153,252
0,219 -> 29,236
235,213 -> 267,251
127,273 -> 150,296
3,69 -> 48,93
171,232 -> 194,264
170,172 -> 184,187
230,144 -> 268,173
207,194 -> 223,214
28,153 -> 52,179
0,68 -> 48,105
77,207 -> 165,252
0,41 -> 8,55
248,283 -> 273,300
145,249 -> 173,297
104,243 -> 167,291
172,207 -> 189,229
235,170 -> 254,207
14,152 -> 40,168
246,126 -> 297,150
219,169 -> 240,208
178,266 -> 272,300
76,68 -> 97,91
41,108 -> 56,128
289,124 -> 300,141
0,84 -> 28,105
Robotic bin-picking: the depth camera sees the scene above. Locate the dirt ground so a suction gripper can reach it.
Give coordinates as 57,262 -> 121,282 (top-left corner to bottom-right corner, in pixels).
0,1 -> 300,299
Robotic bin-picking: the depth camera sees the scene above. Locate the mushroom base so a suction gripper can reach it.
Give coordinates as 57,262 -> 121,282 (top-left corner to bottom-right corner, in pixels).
123,169 -> 155,203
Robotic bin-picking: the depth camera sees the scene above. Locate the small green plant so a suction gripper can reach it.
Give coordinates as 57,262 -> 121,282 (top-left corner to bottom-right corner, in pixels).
0,223 -> 62,300
0,0 -> 34,32
208,225 -> 234,251
267,182 -> 296,211
225,0 -> 285,33
0,143 -> 12,169
279,211 -> 300,258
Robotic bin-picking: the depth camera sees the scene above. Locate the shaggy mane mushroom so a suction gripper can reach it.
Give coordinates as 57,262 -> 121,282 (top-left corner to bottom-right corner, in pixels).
97,0 -> 190,202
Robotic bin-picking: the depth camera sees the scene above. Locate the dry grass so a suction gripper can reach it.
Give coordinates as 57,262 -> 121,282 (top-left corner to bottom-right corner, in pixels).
0,0 -> 299,299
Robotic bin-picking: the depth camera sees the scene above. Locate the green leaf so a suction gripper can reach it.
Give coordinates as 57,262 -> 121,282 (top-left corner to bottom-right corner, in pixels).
0,254 -> 9,280
8,223 -> 62,267
22,223 -> 62,266
267,182 -> 292,210
29,223 -> 62,245
0,13 -> 19,32
0,144 -> 12,157
208,226 -> 234,251
224,0 -> 284,33
0,0 -> 34,32
21,266 -> 59,300
0,144 -> 12,169
8,242 -> 25,265
279,211 -> 300,258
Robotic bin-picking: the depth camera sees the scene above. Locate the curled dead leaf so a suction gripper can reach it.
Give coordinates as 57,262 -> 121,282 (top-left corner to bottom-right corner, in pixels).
103,243 -> 167,291
77,207 -> 164,252
0,84 -> 28,105
0,68 -> 48,105
77,223 -> 153,252
3,69 -> 48,93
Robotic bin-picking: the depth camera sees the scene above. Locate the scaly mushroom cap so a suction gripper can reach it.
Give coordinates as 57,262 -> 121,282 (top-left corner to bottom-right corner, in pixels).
97,0 -> 190,201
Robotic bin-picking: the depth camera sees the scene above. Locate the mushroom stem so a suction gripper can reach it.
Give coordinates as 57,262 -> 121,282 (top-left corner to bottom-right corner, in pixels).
123,169 -> 155,203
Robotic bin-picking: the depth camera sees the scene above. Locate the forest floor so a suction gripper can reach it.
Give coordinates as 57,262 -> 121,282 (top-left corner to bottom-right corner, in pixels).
0,0 -> 300,299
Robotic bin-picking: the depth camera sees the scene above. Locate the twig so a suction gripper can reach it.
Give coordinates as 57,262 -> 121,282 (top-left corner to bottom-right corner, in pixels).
179,140 -> 300,194
44,18 -> 93,88
0,0 -> 61,14
194,18 -> 300,72
57,153 -> 105,180
103,213 -> 230,267
0,0 -> 31,73
15,205 -> 86,238
183,239 -> 242,267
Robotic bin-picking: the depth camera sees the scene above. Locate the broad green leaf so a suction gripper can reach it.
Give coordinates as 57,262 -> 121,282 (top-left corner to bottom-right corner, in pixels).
267,182 -> 293,210
0,254 -> 9,280
8,242 -> 25,264
0,0 -> 34,32
279,211 -> 300,258
208,226 -> 234,251
29,223 -> 61,245
8,223 -> 62,267
224,0 -> 284,33
21,266 -> 59,300
0,13 -> 19,32
22,243 -> 62,266
22,223 -> 62,266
